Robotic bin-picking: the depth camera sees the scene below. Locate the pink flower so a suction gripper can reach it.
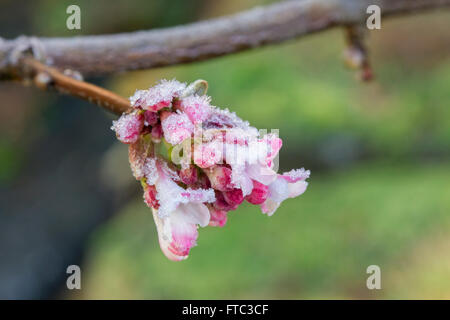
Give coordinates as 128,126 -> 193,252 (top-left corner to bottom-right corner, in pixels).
111,111 -> 144,144
152,202 -> 210,261
161,111 -> 194,145
130,79 -> 186,111
144,159 -> 215,261
113,78 -> 310,261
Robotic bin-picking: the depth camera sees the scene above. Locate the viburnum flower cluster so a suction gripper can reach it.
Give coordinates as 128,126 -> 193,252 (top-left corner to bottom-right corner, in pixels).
112,79 -> 310,261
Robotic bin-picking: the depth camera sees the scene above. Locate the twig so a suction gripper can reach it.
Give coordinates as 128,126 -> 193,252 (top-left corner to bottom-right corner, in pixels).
1,0 -> 449,78
343,26 -> 373,81
18,58 -> 130,115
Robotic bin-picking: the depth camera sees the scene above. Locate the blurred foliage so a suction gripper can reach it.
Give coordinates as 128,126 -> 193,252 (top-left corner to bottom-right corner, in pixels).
79,162 -> 450,299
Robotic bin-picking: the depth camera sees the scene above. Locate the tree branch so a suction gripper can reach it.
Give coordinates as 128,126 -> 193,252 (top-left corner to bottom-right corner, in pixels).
1,0 -> 449,78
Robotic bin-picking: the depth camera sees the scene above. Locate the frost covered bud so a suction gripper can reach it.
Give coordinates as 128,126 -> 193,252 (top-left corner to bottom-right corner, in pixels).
111,111 -> 144,144
161,111 -> 194,145
130,79 -> 186,111
177,95 -> 212,125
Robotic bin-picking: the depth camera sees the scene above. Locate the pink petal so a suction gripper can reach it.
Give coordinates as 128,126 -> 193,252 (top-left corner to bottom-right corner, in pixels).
280,168 -> 311,183
152,203 -> 210,261
245,163 -> 277,186
260,198 -> 280,216
180,188 -> 216,206
288,180 -> 308,198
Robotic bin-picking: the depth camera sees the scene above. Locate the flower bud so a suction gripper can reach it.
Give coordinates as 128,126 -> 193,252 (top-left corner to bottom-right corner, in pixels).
203,165 -> 233,191
208,206 -> 227,227
144,110 -> 158,126
111,111 -> 144,144
161,111 -> 194,145
223,188 -> 244,206
245,180 -> 269,205
179,165 -> 198,185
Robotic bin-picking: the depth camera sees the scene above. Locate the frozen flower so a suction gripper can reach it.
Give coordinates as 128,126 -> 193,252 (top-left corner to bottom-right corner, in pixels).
152,202 -> 210,261
113,78 -> 310,261
138,157 -> 215,261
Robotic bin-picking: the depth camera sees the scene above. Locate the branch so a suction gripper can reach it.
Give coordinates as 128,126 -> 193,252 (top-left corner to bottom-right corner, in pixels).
17,58 -> 130,115
1,0 -> 449,78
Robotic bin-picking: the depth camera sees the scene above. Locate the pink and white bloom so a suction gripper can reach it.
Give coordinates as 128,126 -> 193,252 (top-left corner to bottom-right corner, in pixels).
142,158 -> 215,261
113,78 -> 310,261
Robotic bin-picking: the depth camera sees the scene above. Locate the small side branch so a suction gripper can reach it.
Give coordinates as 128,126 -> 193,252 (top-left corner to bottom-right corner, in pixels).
17,58 -> 130,115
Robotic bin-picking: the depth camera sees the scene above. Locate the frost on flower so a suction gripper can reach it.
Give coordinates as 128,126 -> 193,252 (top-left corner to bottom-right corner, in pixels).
112,79 -> 310,261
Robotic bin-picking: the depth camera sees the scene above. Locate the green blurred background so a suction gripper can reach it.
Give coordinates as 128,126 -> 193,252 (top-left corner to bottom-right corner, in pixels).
0,0 -> 449,299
